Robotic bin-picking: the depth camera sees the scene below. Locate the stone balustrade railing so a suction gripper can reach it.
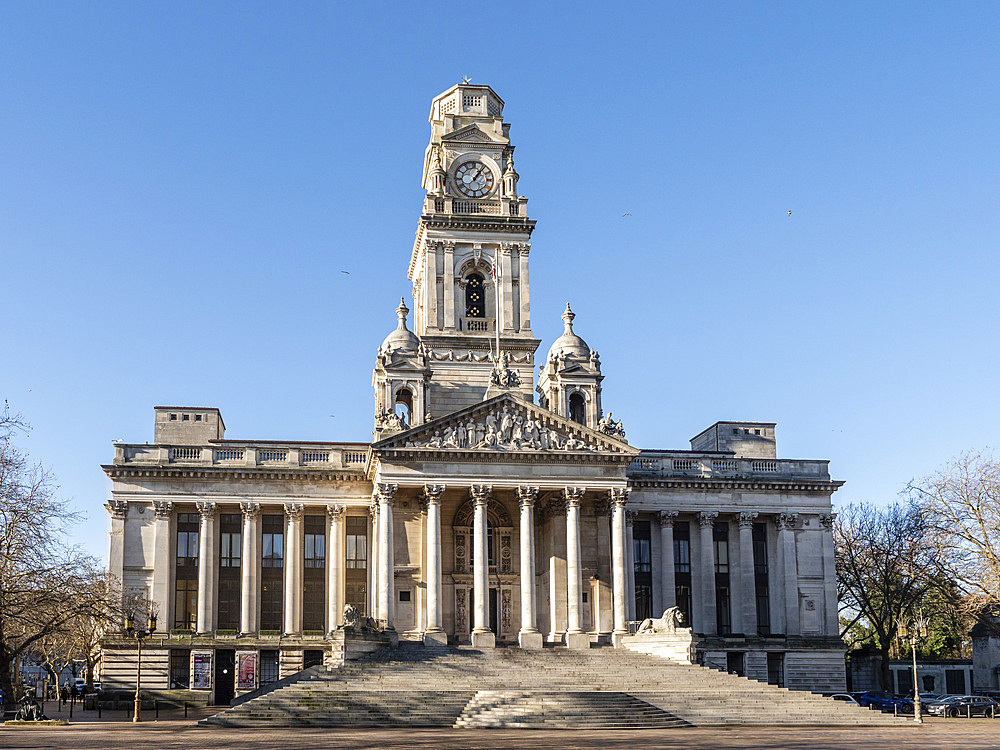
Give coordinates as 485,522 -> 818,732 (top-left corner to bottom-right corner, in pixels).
424,195 -> 528,218
627,452 -> 830,480
112,442 -> 370,471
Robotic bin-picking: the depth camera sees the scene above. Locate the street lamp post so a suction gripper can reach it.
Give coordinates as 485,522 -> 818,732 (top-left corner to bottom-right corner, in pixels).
125,614 -> 156,723
902,615 -> 928,725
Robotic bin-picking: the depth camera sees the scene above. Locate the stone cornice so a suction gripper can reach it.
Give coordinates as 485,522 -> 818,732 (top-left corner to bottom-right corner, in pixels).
419,215 -> 536,233
102,465 -> 366,483
628,477 -> 844,493
374,447 -> 635,468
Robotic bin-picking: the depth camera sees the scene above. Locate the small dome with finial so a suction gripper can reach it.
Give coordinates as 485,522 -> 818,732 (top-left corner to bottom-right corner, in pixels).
546,303 -> 590,361
380,297 -> 420,355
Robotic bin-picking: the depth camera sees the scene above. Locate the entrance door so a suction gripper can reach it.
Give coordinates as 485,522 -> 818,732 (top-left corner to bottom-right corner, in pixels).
214,649 -> 235,705
489,588 -> 498,636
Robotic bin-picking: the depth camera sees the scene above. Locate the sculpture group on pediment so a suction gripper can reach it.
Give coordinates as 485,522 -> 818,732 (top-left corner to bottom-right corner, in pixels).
404,404 -> 614,453
597,412 -> 627,442
375,408 -> 408,431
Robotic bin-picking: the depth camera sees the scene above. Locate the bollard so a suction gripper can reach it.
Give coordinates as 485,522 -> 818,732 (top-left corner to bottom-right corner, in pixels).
69,696 -> 73,719
155,700 -> 158,719
184,701 -> 188,718
98,701 -> 102,719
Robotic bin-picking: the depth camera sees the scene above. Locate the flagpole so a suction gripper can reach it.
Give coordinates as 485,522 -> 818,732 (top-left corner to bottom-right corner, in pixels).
494,253 -> 501,361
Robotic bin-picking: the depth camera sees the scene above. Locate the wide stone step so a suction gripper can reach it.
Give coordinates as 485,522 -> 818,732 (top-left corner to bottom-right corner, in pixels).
454,691 -> 688,729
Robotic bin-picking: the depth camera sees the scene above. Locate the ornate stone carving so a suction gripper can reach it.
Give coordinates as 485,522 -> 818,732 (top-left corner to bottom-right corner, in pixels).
592,498 -> 611,517
516,485 -> 539,508
469,485 -> 492,505
500,532 -> 512,573
501,588 -> 512,631
375,408 -> 407,431
563,487 -> 585,508
636,607 -> 686,634
697,511 -> 719,527
326,504 -> 346,521
453,496 -> 513,528
597,412 -> 627,442
283,503 -> 304,520
374,483 -> 398,506
240,501 -> 261,520
455,588 -> 468,634
625,510 -> 638,526
196,501 -> 216,520
609,487 -> 630,508
738,511 -> 759,528
422,484 -> 446,505
106,499 -> 128,518
819,513 -> 835,529
454,531 -> 467,573
152,500 -> 173,520
777,513 -> 799,530
658,509 -> 679,527
489,351 -> 521,389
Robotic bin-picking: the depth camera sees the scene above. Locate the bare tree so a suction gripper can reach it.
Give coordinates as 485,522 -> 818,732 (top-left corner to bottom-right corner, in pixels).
835,501 -> 941,690
0,406 -> 106,709
909,451 -> 1000,615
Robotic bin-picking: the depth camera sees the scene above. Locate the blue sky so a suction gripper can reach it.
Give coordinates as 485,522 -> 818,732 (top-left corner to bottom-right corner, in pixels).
2,2 -> 999,559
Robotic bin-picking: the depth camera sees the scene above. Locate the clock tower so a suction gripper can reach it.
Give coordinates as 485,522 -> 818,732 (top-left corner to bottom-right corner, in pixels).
401,83 -> 540,419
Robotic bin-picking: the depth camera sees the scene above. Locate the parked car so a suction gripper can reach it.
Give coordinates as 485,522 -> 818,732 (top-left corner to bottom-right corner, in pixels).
830,694 -> 861,705
924,695 -> 998,718
855,691 -> 913,713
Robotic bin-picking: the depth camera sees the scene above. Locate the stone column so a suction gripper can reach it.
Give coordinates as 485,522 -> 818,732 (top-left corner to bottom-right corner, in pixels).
283,503 -> 304,635
517,244 -> 530,333
564,487 -> 588,649
195,501 -> 217,635
375,483 -> 397,630
425,242 -> 438,331
738,512 -> 758,636
423,485 -> 446,644
625,511 -> 637,621
777,513 -> 799,635
820,514 -> 838,636
443,241 -> 456,330
326,504 -> 345,633
610,488 -> 630,645
658,510 -> 678,613
368,503 -> 378,618
106,500 -> 128,585
151,501 -> 173,633
698,511 -> 718,635
516,486 -> 542,648
500,244 -> 515,332
470,485 -> 495,648
239,502 -> 260,635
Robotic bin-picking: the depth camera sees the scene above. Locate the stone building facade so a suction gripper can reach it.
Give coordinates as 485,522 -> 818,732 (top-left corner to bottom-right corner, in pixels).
101,83 -> 846,704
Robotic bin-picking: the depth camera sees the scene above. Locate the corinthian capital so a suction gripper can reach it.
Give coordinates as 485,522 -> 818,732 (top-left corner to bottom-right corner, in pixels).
106,499 -> 128,519
283,502 -> 304,521
470,485 -> 492,505
819,513 -> 835,530
374,483 -> 398,506
152,500 -> 173,520
609,487 -> 630,508
563,487 -> 585,508
516,486 -> 539,508
777,513 -> 799,530
422,485 -> 446,505
196,501 -> 216,520
326,504 -> 346,521
240,501 -> 261,521
658,510 -> 679,527
738,511 -> 759,528
697,511 -> 719,527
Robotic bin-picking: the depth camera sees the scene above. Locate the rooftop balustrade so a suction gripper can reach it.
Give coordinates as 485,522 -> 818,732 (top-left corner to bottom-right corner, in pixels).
627,452 -> 831,481
112,442 -> 370,471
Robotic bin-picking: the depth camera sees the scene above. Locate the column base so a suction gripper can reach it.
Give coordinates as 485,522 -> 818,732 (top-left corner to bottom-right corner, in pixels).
612,631 -> 628,648
471,630 -> 496,649
423,630 -> 448,646
565,631 -> 591,650
518,630 -> 544,649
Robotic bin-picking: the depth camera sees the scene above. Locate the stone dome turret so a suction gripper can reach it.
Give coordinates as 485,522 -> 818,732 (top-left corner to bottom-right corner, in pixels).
380,297 -> 420,355
546,303 -> 590,361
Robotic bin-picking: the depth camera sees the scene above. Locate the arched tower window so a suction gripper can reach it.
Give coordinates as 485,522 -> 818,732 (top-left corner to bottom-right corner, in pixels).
394,387 -> 412,427
465,273 -> 485,318
569,392 -> 586,426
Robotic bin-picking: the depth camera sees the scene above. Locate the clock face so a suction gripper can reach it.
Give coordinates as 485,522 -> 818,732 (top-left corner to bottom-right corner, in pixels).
454,160 -> 495,198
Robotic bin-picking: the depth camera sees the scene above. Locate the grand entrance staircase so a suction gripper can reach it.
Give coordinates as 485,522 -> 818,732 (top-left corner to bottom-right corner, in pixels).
202,643 -> 906,729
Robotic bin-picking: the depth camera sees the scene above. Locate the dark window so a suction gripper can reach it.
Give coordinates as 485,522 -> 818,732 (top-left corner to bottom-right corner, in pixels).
767,652 -> 784,687
465,273 -> 485,317
714,522 -> 731,634
303,516 -> 326,631
568,392 -> 586,425
305,533 -> 325,569
897,669 -> 913,695
261,515 -> 284,630
399,590 -> 410,602
303,650 -> 325,669
673,522 -> 692,626
173,580 -> 197,630
394,388 -> 412,426
260,650 -> 280,686
753,523 -> 771,634
169,650 -> 189,689
220,514 -> 241,568
946,669 -> 966,694
345,516 -> 368,616
217,514 -> 242,631
633,520 -> 652,621
727,651 -> 745,677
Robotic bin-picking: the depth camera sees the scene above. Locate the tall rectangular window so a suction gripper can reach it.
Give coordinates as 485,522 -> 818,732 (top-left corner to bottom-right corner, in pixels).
633,520 -> 652,621
714,521 -> 731,635
174,513 -> 199,629
169,649 -> 189,689
304,533 -> 325,569
261,514 -> 284,630
345,515 -> 368,615
753,523 -> 771,635
263,532 -> 284,568
303,515 -> 326,631
217,513 -> 242,630
673,521 -> 692,627
173,579 -> 197,630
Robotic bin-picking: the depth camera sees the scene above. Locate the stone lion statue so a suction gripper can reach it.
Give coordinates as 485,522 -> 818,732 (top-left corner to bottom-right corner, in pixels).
636,606 -> 685,634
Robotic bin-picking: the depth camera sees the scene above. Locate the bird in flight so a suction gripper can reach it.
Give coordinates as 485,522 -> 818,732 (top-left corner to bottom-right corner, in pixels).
622,212 -> 631,217
341,270 -> 351,274
787,210 -> 792,216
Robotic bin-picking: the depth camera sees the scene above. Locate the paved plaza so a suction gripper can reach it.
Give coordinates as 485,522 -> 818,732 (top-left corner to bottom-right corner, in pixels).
3,709 -> 1000,750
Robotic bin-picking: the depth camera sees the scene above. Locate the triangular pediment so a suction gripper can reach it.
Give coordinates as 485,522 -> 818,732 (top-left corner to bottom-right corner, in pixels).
372,393 -> 637,456
441,124 -> 496,143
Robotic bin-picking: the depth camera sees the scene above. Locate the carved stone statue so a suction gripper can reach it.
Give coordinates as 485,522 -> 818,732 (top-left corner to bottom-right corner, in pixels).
490,350 -> 521,389
342,603 -> 361,629
597,412 -> 627,442
375,408 -> 407,431
636,606 -> 686,634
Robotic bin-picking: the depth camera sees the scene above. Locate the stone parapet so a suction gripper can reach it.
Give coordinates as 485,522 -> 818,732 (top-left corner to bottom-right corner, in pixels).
619,631 -> 699,665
